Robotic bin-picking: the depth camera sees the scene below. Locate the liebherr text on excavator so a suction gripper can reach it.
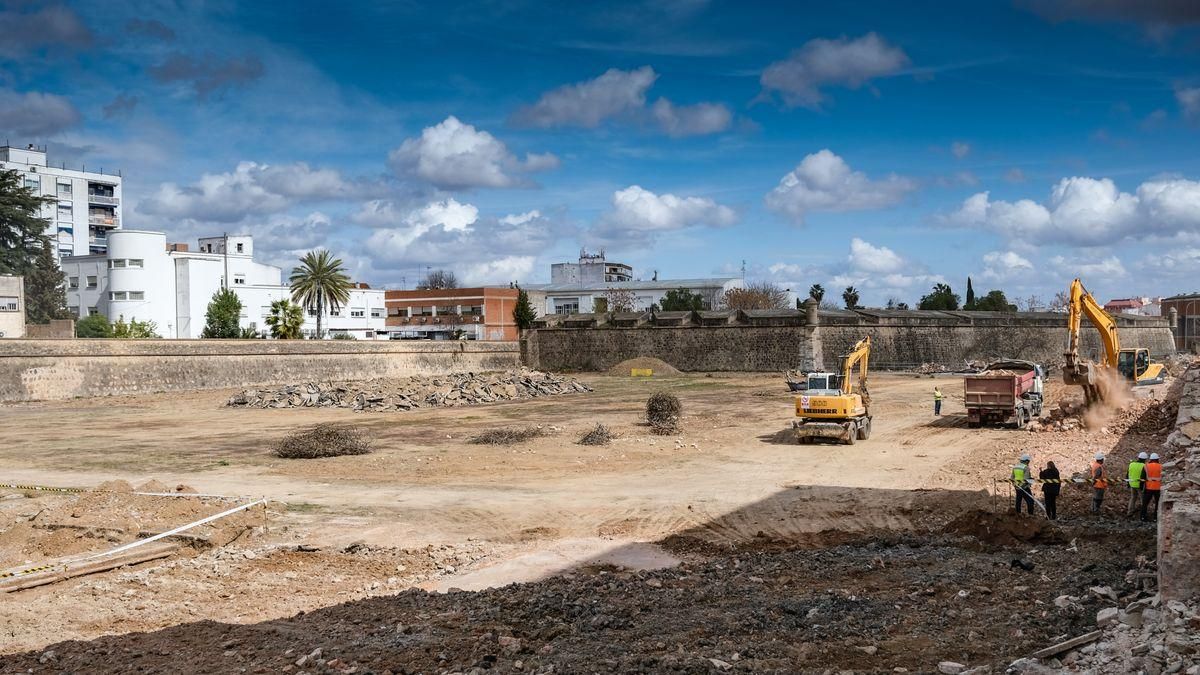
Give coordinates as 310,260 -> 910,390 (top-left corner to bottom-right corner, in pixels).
1063,277 -> 1165,404
792,336 -> 872,445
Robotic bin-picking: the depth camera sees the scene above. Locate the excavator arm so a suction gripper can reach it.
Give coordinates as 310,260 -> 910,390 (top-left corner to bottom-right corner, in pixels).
1065,278 -> 1121,368
840,336 -> 871,403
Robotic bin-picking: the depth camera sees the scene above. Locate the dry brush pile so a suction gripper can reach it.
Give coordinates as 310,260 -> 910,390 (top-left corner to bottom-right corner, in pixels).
227,370 -> 592,413
646,392 -> 682,435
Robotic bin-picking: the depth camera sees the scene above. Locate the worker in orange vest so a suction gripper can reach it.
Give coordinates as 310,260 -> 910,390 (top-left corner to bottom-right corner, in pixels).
1140,453 -> 1163,522
1091,452 -> 1107,515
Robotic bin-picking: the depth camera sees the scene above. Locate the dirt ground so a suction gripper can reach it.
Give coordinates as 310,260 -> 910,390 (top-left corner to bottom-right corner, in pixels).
0,371 -> 1174,671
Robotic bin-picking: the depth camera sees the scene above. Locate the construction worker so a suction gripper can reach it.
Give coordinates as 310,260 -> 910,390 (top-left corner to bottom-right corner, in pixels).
1040,460 -> 1060,521
1091,452 -> 1107,515
1127,452 -> 1148,517
1012,453 -> 1035,514
933,386 -> 944,415
1140,453 -> 1163,522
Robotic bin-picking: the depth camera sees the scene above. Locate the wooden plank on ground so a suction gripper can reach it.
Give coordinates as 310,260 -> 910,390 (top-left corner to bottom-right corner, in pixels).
0,542 -> 180,593
1029,630 -> 1104,659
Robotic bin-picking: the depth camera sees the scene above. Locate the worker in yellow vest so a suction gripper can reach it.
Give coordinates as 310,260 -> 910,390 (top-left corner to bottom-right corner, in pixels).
1091,452 -> 1107,516
1011,453 -> 1035,514
933,386 -> 944,415
1127,452 -> 1148,517
1140,453 -> 1163,522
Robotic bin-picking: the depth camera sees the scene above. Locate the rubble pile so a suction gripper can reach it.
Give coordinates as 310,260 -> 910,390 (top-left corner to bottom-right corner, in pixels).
226,370 -> 592,412
1009,594 -> 1200,674
1026,396 -> 1176,435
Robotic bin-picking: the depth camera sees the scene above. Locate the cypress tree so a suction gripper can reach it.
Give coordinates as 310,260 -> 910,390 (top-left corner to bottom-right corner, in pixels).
965,276 -> 976,309
23,239 -> 71,323
513,287 -> 537,330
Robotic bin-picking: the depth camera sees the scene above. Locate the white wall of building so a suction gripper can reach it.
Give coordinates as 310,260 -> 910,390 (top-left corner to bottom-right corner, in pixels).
0,275 -> 25,338
1,144 -> 123,260
534,278 -> 744,314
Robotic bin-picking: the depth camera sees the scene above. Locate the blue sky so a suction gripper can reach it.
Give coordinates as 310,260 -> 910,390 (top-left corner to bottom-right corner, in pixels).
4,0 -> 1200,306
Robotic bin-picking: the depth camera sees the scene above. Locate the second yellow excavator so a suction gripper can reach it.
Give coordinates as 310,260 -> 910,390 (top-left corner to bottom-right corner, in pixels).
1063,278 -> 1165,403
793,336 -> 872,444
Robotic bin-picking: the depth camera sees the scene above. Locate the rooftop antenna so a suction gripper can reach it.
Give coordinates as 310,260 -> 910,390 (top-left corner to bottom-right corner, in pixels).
741,260 -> 746,281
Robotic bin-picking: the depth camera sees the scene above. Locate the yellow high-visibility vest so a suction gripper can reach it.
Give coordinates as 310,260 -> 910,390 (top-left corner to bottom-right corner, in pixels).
1128,461 -> 1145,489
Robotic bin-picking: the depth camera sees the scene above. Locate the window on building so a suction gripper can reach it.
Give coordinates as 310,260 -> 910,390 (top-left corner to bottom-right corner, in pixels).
351,308 -> 365,318
330,308 -> 341,317
109,291 -> 127,301
68,305 -> 79,317
88,306 -> 99,316
236,242 -> 244,253
307,309 -> 316,317
57,204 -> 72,218
24,175 -> 39,190
436,305 -> 456,315
233,274 -> 245,285
69,276 -> 79,289
417,306 -> 434,316
128,291 -> 144,300
57,182 -> 72,196
465,305 -> 484,316
554,298 -> 579,314
109,259 -> 126,269
0,296 -> 18,311
86,276 -> 97,289
370,308 -> 383,318
128,259 -> 143,268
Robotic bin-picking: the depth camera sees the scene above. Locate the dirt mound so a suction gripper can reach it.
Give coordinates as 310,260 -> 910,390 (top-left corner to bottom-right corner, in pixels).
606,357 -> 681,376
135,480 -> 170,493
945,510 -> 1065,548
95,480 -> 133,493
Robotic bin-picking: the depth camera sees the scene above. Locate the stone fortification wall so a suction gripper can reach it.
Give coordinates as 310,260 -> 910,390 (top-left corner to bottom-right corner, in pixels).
0,339 -> 520,402
1161,365 -> 1200,602
524,309 -> 1176,372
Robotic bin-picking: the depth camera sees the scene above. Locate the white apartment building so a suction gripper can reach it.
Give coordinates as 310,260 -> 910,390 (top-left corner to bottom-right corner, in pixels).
0,275 -> 25,338
0,144 -> 123,259
61,230 -> 386,339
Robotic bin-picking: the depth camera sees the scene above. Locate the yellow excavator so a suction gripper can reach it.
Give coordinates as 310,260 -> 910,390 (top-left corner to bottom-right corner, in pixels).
1063,278 -> 1166,403
793,336 -> 872,445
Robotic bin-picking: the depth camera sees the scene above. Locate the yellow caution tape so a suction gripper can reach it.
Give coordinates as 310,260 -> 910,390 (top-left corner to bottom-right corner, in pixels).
0,482 -> 242,500
0,483 -> 87,494
0,563 -> 62,579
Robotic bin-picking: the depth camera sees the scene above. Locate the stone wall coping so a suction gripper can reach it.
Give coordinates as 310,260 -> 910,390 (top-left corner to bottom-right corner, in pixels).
0,339 -> 518,359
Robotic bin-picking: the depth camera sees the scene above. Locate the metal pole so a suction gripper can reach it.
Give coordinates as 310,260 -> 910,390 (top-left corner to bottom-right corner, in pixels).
223,232 -> 229,290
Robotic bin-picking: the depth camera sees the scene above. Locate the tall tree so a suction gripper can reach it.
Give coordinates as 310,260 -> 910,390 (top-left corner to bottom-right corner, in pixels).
808,284 -> 825,303
918,283 -> 960,310
202,288 -> 243,338
722,282 -> 789,310
0,169 -> 53,276
660,287 -> 704,312
972,289 -> 1017,312
290,249 -> 352,339
264,299 -> 304,339
842,286 -> 860,310
965,276 -> 976,309
24,239 -> 71,323
417,269 -> 458,290
512,286 -> 537,330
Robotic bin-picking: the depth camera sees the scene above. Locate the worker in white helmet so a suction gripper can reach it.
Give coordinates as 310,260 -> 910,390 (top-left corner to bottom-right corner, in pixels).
1011,453 -> 1035,515
1127,451 -> 1149,517
1091,452 -> 1107,516
1140,452 -> 1163,522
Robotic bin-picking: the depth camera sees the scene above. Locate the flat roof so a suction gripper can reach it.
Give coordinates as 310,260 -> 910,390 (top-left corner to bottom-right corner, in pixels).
525,277 -> 738,292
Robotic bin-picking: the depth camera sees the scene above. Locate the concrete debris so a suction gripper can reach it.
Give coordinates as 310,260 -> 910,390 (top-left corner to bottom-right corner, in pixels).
226,370 -> 592,412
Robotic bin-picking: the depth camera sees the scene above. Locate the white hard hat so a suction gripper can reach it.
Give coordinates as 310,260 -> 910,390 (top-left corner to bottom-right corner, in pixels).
1020,454 -> 1031,462
1150,453 -> 1160,460
1137,452 -> 1149,460
1094,452 -> 1104,460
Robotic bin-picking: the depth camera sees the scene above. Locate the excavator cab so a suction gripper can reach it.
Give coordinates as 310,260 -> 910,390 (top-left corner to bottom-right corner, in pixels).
1116,349 -> 1148,381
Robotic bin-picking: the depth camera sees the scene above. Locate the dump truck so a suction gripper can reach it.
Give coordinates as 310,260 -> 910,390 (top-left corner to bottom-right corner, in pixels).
964,359 -> 1044,429
793,336 -> 872,444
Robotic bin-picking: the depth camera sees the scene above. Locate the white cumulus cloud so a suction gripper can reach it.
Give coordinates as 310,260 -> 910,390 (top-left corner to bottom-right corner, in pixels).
595,185 -> 736,242
460,255 -> 536,286
513,67 -> 732,136
388,116 -> 559,190
847,237 -> 906,274
981,250 -> 1034,282
138,161 -> 354,222
944,175 -> 1200,245
1050,254 -> 1127,278
760,33 -> 910,108
765,149 -> 917,224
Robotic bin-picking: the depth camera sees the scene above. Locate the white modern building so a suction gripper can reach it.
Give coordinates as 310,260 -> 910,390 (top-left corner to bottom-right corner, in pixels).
61,230 -> 386,339
0,144 -> 123,259
0,275 -> 25,338
528,252 -> 743,314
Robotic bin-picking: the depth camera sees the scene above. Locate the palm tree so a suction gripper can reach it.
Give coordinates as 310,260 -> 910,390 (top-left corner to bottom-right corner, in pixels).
289,250 -> 352,339
264,299 -> 304,339
842,286 -> 860,310
808,283 -> 825,303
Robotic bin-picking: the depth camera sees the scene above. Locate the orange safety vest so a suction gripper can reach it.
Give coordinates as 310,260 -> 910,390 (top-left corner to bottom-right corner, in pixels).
1091,461 -> 1108,489
1145,463 -> 1162,491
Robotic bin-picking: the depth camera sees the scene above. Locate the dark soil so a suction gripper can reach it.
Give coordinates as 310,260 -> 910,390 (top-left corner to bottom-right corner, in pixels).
2,524 -> 1154,675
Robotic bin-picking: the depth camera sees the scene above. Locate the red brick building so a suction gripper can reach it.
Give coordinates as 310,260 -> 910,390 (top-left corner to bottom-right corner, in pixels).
383,287 -> 520,341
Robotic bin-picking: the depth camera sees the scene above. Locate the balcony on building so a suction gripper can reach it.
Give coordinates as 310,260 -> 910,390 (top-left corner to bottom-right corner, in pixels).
87,182 -> 119,206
